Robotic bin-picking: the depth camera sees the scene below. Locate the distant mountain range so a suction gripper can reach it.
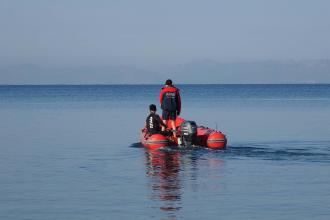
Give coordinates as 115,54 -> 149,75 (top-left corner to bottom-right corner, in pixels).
165,59 -> 330,84
1,59 -> 330,84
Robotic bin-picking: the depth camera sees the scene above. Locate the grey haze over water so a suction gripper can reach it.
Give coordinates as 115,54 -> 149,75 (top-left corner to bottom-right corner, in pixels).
1,0 -> 330,84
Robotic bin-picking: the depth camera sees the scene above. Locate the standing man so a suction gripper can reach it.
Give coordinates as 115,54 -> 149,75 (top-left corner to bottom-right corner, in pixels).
159,79 -> 181,137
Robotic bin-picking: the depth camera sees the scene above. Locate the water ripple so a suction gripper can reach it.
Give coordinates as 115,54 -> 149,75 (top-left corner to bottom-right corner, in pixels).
228,140 -> 330,162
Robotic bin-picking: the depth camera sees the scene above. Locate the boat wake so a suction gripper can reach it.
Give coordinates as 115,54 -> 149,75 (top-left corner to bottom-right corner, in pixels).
131,140 -> 330,163
227,140 -> 330,163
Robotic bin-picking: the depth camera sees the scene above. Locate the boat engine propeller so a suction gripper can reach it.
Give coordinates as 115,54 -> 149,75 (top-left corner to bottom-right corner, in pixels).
180,121 -> 197,147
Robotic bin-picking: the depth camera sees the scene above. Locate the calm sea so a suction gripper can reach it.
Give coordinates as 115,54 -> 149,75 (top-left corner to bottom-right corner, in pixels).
0,84 -> 330,220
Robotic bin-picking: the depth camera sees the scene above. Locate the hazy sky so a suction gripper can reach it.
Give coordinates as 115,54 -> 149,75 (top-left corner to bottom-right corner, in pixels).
1,0 -> 330,68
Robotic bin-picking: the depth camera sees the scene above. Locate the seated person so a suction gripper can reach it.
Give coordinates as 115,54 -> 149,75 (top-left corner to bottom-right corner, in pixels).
146,104 -> 172,136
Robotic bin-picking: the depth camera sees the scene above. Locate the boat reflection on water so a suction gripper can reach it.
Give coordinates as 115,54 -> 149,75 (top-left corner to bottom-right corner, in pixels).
144,149 -> 225,219
145,150 -> 182,215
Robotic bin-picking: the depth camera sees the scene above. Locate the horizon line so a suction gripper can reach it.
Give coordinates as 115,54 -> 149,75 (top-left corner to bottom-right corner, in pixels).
1,83 -> 330,86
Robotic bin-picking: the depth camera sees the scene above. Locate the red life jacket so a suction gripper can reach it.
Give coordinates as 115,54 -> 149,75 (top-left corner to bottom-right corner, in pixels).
159,86 -> 181,113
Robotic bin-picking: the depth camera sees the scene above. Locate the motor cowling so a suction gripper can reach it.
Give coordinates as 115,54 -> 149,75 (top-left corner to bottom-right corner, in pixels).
180,121 -> 197,147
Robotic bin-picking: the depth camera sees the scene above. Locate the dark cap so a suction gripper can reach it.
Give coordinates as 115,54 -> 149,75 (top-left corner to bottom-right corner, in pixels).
165,79 -> 172,85
149,104 -> 157,111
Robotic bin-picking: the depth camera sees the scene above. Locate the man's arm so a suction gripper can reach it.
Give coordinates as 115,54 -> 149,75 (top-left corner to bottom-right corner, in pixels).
159,88 -> 165,104
157,115 -> 167,128
176,90 -> 181,115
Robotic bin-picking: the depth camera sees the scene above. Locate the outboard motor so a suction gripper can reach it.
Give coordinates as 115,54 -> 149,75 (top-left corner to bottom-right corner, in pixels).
180,121 -> 197,147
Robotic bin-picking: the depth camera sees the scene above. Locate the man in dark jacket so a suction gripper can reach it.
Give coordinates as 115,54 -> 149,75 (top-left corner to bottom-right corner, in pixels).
146,104 -> 169,135
159,79 -> 181,137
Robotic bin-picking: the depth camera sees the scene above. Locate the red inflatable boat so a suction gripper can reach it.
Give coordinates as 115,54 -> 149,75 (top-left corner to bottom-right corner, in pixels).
140,117 -> 227,150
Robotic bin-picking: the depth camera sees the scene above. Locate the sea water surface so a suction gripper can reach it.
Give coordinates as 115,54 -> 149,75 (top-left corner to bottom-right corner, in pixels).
0,84 -> 330,220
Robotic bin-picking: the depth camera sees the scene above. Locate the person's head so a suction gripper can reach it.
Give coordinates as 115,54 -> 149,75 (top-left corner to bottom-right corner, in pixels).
165,79 -> 172,86
149,104 -> 157,112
